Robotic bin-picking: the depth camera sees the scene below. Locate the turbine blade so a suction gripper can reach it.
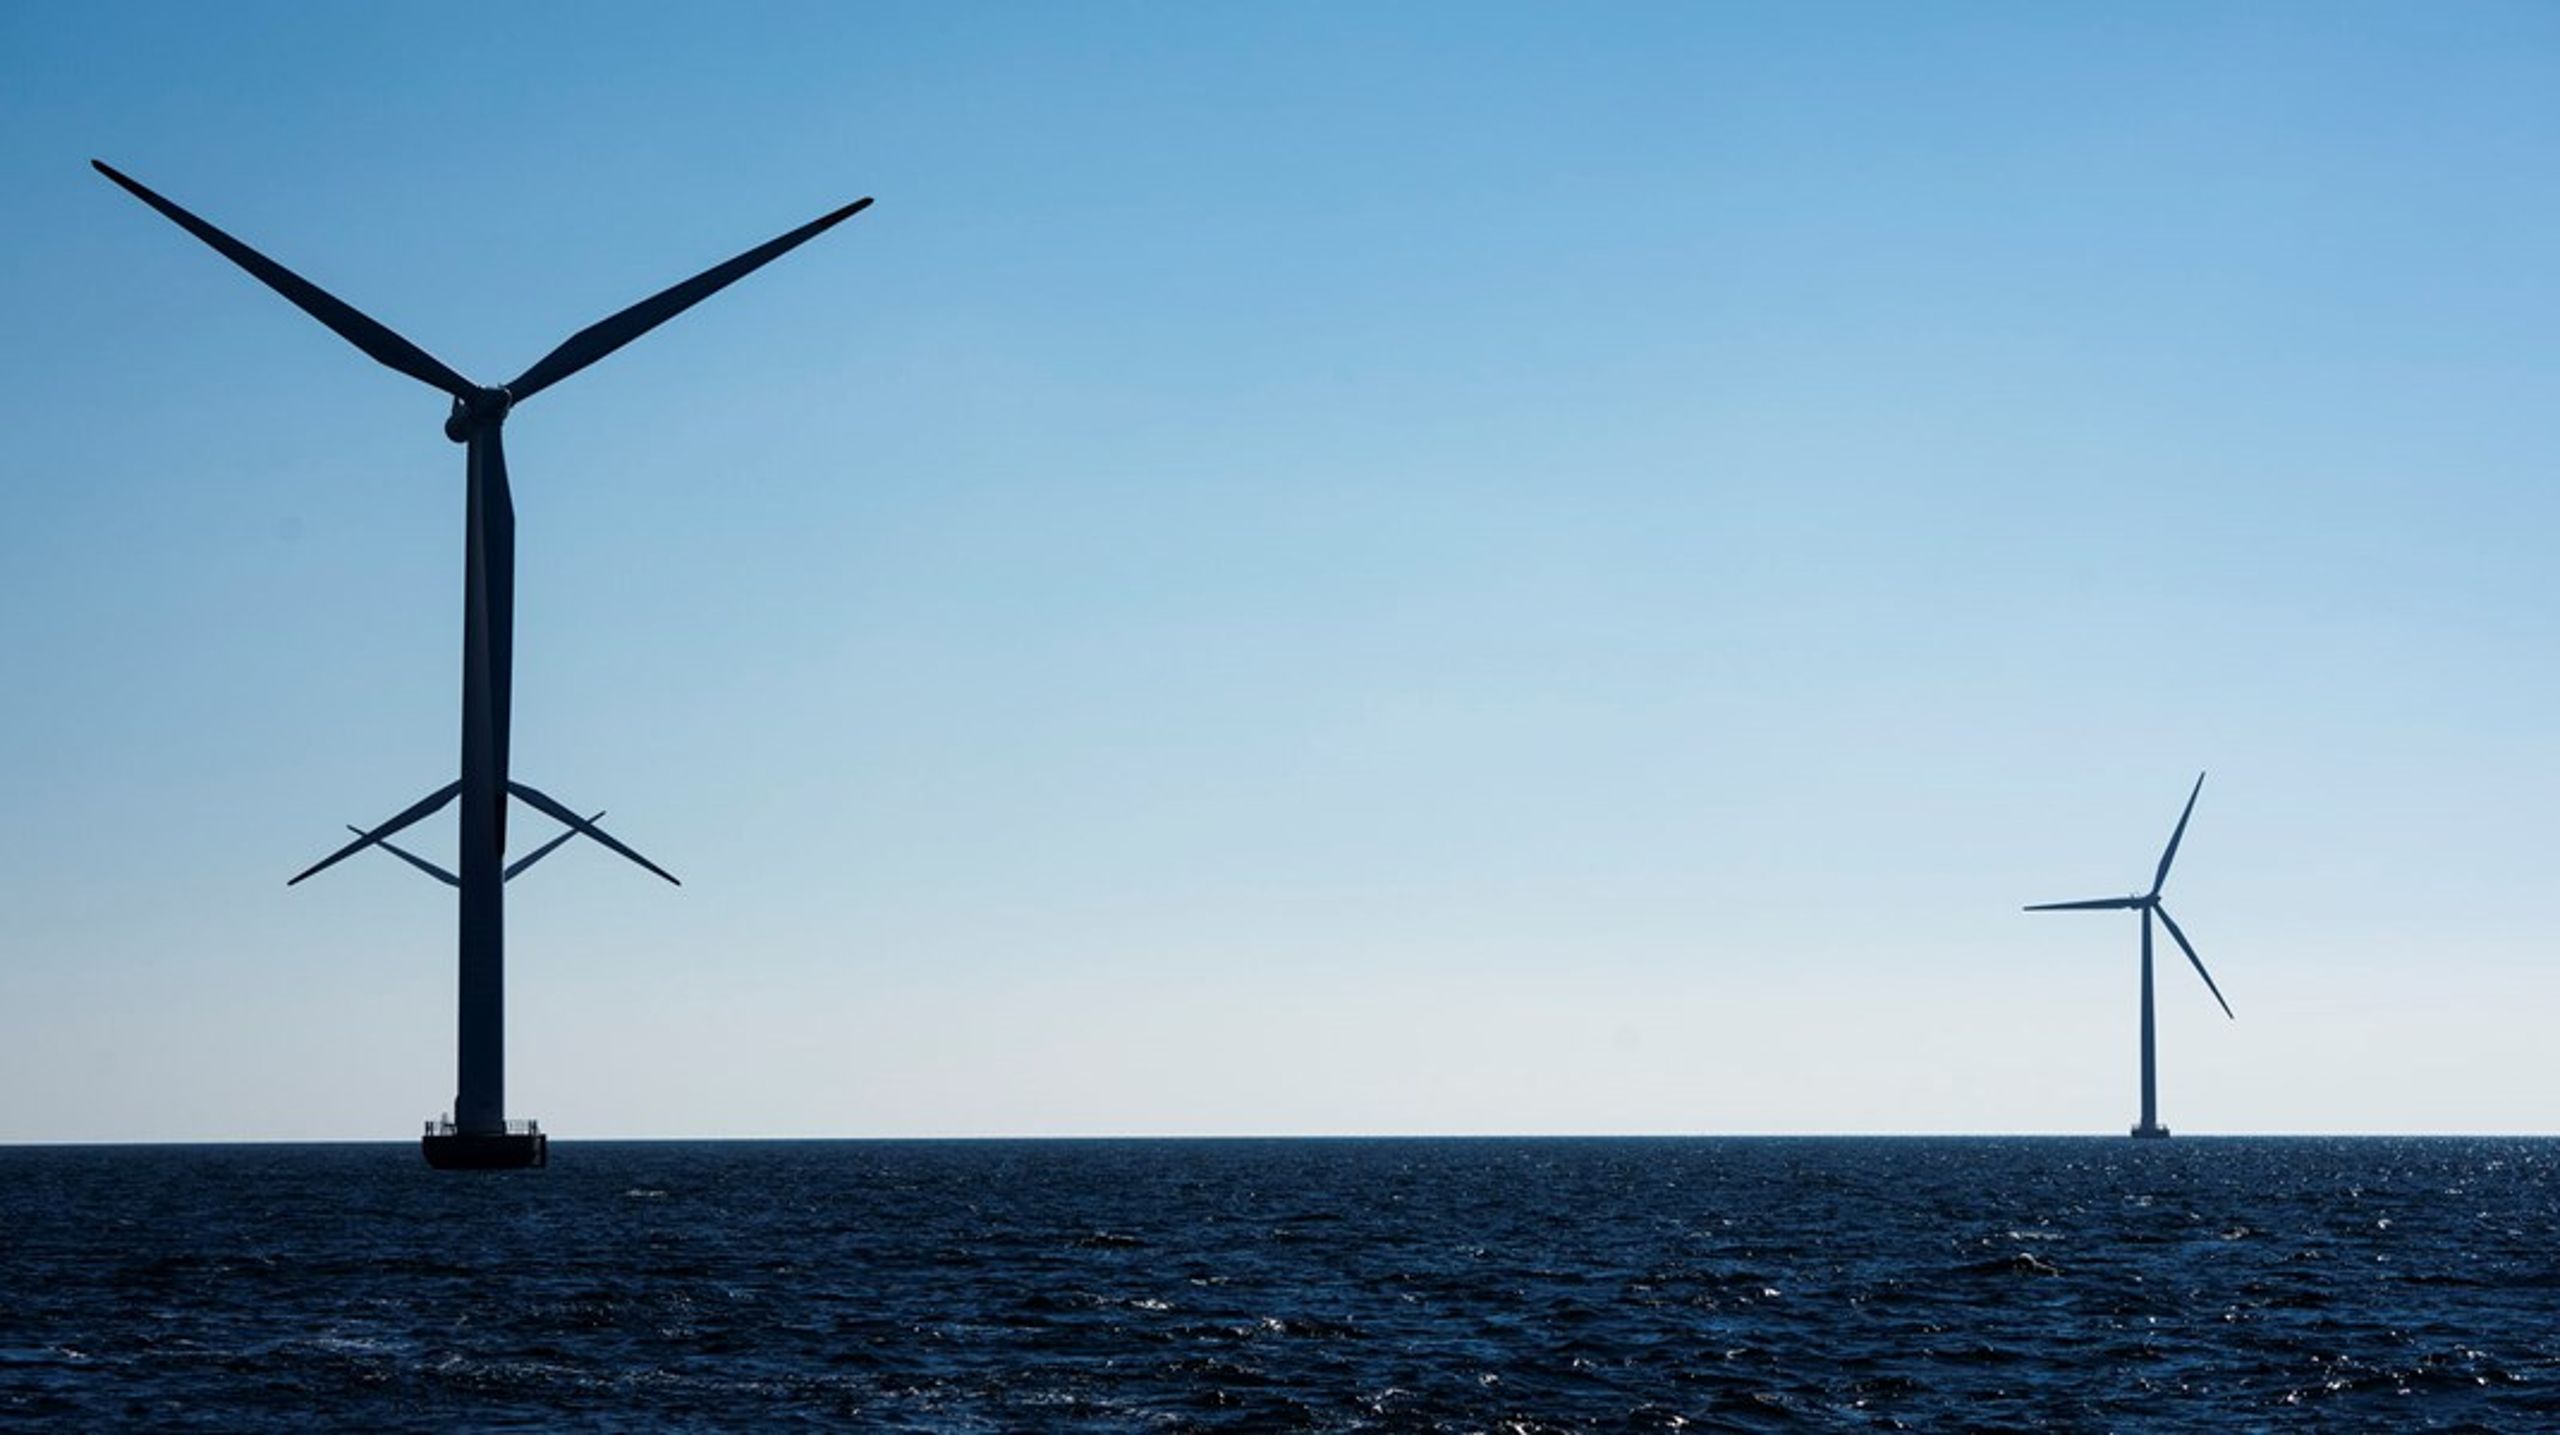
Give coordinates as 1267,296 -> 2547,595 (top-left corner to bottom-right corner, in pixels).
503,811 -> 604,882
2154,905 -> 2233,1020
290,781 -> 463,886
348,825 -> 459,887
504,195 -> 873,403
2150,771 -> 2206,897
2023,897 -> 2145,911
507,782 -> 679,885
91,161 -> 475,399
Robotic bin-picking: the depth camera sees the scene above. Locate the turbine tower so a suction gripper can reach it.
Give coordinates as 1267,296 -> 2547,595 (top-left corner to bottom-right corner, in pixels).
2024,772 -> 2234,1139
95,160 -> 871,1169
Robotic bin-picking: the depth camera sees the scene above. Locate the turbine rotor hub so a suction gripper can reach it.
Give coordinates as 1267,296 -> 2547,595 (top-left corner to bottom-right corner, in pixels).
442,386 -> 513,442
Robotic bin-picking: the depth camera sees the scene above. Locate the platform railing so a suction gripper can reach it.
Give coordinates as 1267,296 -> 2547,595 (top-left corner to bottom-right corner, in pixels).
423,1117 -> 543,1137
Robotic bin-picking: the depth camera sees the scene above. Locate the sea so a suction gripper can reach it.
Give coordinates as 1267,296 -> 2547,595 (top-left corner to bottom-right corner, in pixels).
3,1137 -> 2555,1430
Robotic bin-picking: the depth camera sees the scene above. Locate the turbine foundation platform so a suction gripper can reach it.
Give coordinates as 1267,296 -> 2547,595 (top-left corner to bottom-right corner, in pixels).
2131,1123 -> 2171,1140
422,1119 -> 547,1170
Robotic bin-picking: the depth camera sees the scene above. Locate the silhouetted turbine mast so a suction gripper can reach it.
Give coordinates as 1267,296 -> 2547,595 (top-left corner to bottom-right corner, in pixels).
2024,772 -> 2233,1139
95,160 -> 870,1167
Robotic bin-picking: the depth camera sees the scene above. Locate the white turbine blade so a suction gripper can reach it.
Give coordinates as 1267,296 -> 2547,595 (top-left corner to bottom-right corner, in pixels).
2150,771 -> 2206,897
504,811 -> 605,882
2154,905 -> 2232,1019
506,782 -> 679,885
349,825 -> 459,887
290,781 -> 463,885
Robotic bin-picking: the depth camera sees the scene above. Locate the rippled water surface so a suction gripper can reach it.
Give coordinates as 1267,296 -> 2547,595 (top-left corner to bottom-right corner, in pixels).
5,1138 -> 2558,1428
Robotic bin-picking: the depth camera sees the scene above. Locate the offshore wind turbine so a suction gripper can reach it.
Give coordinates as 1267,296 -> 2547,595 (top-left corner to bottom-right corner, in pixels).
95,160 -> 871,1168
2024,772 -> 2234,1139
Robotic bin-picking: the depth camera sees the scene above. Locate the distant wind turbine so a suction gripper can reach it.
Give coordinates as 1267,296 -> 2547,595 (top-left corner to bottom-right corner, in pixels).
95,160 -> 872,1168
2024,772 -> 2234,1139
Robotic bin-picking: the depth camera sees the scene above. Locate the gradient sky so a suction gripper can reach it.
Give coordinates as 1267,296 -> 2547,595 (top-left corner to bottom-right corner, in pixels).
3,3 -> 2556,1140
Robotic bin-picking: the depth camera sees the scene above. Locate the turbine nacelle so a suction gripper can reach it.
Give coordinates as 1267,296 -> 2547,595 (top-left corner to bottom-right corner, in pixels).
444,387 -> 513,442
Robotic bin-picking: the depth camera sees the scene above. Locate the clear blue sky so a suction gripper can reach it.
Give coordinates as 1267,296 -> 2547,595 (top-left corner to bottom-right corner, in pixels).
3,3 -> 2555,1139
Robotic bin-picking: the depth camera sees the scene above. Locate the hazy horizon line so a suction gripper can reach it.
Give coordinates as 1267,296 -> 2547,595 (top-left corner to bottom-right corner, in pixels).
7,1130 -> 2553,1149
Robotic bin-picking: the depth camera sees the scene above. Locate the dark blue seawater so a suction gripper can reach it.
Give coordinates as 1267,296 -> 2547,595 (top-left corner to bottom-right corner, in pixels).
4,1138 -> 2558,1429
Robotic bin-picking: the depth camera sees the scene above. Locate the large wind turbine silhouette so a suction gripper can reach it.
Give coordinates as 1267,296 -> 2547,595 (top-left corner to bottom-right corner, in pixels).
2024,772 -> 2234,1139
95,160 -> 871,1168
